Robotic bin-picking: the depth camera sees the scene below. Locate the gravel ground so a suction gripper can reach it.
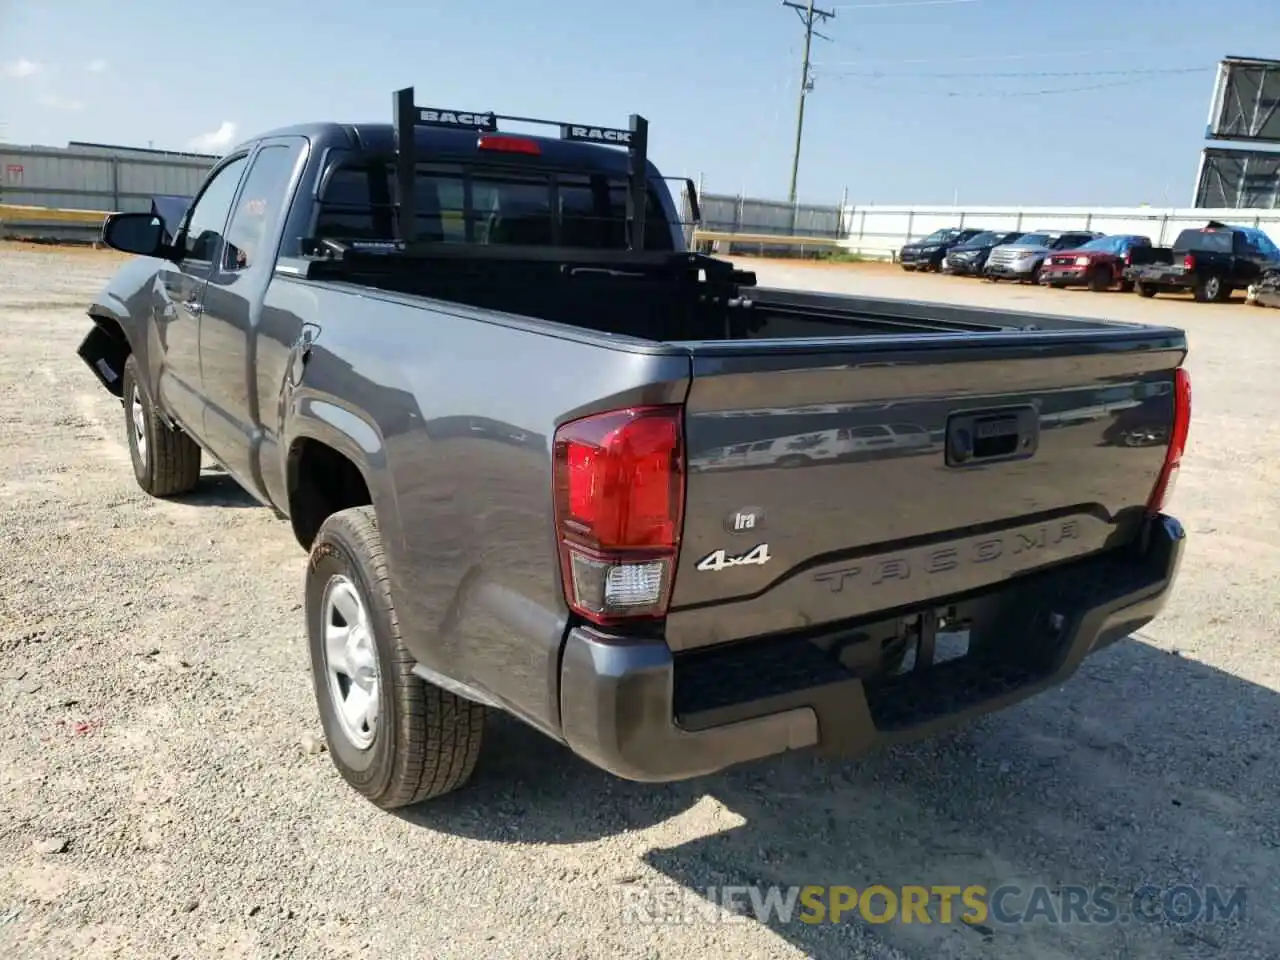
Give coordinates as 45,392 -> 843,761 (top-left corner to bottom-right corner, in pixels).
1,243 -> 1277,960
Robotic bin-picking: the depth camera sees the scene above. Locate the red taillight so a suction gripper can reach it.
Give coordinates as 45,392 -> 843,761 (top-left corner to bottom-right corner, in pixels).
1124,251 -> 1133,266
1146,368 -> 1191,514
1182,253 -> 1196,271
553,405 -> 685,625
477,134 -> 541,155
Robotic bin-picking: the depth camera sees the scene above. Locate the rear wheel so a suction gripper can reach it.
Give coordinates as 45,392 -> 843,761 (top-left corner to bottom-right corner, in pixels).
121,354 -> 201,497
1194,274 -> 1231,303
1135,282 -> 1158,298
306,506 -> 486,809
1119,280 -> 1135,293
1087,266 -> 1111,292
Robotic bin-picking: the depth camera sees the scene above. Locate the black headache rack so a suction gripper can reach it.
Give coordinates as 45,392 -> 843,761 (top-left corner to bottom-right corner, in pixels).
394,86 -> 650,250
299,85 -> 750,291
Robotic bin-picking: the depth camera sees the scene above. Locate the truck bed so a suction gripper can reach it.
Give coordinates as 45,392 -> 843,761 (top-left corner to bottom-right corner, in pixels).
298,249 -> 1124,342
287,251 -> 1185,658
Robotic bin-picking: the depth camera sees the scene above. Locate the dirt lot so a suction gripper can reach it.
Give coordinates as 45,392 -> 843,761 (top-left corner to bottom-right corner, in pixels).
1,243 -> 1277,960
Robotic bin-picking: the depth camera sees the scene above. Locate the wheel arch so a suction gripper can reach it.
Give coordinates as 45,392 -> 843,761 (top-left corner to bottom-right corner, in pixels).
285,409 -> 398,553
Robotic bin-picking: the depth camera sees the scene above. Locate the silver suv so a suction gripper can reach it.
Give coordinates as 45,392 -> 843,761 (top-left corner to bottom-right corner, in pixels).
985,230 -> 1100,283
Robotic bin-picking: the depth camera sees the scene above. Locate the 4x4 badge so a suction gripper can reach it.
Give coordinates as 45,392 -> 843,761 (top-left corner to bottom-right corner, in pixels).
696,543 -> 771,573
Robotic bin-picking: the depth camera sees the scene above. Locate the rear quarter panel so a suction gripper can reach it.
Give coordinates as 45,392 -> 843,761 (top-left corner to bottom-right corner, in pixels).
282,283 -> 692,736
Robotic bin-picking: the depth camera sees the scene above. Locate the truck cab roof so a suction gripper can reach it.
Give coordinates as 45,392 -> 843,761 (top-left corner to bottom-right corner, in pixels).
225,122 -> 666,181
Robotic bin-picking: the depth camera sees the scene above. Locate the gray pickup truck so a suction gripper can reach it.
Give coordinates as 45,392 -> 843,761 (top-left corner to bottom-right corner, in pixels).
78,88 -> 1191,810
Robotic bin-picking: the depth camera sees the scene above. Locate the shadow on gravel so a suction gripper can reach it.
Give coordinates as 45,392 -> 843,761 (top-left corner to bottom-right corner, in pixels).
172,471 -> 263,509
395,712 -> 702,841
405,638 -> 1278,959
636,639 -> 1279,959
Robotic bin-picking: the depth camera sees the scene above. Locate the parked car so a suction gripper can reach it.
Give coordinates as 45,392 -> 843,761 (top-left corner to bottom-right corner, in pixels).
898,227 -> 984,272
941,230 -> 1023,276
1039,234 -> 1152,292
1246,265 -> 1280,307
1125,221 -> 1280,302
79,87 -> 1190,809
984,230 -> 1101,283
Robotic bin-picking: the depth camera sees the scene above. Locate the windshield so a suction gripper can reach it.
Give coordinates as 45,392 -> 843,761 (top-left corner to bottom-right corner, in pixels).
1012,233 -> 1051,247
920,228 -> 959,243
961,231 -> 1000,245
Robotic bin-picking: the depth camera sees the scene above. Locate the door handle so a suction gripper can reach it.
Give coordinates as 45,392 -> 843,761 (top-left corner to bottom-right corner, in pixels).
289,323 -> 322,386
182,298 -> 203,316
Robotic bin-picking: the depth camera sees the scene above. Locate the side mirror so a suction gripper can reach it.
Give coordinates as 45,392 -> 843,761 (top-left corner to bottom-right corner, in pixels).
684,178 -> 702,225
101,212 -> 169,257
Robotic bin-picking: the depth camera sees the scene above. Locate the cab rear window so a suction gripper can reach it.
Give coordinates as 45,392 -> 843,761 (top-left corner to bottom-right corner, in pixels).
315,161 -> 674,251
1173,229 -> 1235,253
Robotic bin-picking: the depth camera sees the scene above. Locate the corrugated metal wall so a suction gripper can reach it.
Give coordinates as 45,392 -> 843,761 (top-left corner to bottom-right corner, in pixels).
698,192 -> 844,238
0,142 -> 217,213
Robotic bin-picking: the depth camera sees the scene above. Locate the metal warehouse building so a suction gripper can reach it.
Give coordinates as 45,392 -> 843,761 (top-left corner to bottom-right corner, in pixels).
1,140 -> 216,228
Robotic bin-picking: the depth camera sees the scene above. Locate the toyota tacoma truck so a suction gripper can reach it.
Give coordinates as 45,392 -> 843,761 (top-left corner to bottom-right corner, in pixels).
1124,221 -> 1280,302
77,88 -> 1191,810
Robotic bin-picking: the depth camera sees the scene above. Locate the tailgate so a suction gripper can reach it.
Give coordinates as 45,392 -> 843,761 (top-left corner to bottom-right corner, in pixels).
665,330 -> 1186,651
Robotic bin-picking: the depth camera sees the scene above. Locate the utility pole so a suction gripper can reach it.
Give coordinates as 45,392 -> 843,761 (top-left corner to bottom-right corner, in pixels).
783,0 -> 835,204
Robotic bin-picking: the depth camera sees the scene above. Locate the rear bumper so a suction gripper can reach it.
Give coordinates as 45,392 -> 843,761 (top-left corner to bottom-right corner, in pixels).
1127,267 -> 1191,287
559,514 -> 1185,782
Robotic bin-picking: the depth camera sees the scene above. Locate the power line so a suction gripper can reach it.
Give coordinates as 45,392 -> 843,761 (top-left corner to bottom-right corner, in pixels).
826,65 -> 1213,80
833,0 -> 979,8
814,42 -> 1211,67
854,74 -> 1205,97
783,0 -> 837,203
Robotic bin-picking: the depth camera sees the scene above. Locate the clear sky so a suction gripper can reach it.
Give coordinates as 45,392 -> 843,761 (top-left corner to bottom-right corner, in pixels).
1,0 -> 1278,207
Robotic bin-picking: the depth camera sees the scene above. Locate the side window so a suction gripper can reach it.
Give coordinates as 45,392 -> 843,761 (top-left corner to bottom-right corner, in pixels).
181,156 -> 249,261
223,143 -> 303,271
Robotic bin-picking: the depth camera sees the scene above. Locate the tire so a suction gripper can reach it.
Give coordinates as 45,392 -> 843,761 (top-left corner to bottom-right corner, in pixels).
1119,280 -> 1135,293
1087,266 -> 1111,293
306,506 -> 485,809
121,354 -> 201,497
1194,275 -> 1229,303
1135,282 -> 1157,298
